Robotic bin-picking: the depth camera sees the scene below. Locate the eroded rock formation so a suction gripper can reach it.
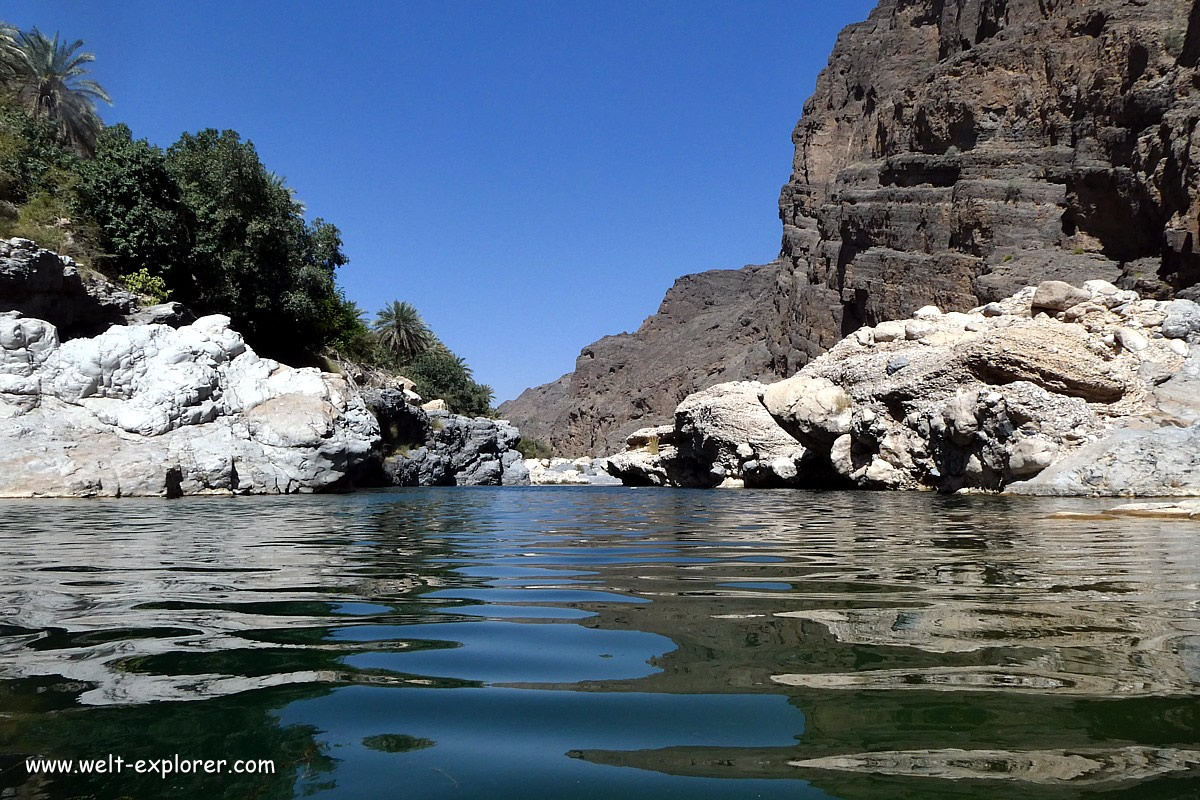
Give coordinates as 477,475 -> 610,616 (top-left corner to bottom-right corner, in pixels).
610,280 -> 1200,496
0,312 -> 379,496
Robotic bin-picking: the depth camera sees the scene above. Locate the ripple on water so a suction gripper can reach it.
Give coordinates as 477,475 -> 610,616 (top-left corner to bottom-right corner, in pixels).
0,489 -> 1199,799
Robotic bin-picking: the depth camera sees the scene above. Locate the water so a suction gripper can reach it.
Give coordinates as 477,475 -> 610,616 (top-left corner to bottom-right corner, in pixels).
1,488 -> 1199,799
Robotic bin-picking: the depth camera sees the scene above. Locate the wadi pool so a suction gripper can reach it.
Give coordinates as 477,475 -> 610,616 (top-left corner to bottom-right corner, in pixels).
1,488 -> 1198,799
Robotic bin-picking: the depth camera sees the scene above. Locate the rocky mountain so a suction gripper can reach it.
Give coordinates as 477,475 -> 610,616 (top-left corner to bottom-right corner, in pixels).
504,0 -> 1200,456
499,263 -> 777,456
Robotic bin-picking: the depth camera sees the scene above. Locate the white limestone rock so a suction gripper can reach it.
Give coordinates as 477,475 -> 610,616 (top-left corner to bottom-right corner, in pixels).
0,315 -> 380,497
611,280 -> 1198,496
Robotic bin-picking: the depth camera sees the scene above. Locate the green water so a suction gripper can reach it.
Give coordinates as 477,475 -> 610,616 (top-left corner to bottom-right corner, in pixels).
1,488 -> 1198,799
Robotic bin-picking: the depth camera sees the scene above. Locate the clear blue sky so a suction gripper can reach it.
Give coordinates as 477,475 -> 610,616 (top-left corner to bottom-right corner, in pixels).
4,1 -> 876,402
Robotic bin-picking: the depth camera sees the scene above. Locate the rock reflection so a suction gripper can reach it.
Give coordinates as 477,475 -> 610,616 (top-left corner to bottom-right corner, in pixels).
1,489 -> 1200,798
790,746 -> 1200,785
0,494 -> 475,704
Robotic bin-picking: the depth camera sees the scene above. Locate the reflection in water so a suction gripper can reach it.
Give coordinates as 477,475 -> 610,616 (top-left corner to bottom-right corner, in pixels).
0,489 -> 1198,798
790,746 -> 1200,785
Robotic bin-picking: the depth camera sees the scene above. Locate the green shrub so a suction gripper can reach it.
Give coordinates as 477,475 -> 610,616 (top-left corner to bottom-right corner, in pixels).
516,438 -> 553,459
120,267 -> 170,303
403,344 -> 494,417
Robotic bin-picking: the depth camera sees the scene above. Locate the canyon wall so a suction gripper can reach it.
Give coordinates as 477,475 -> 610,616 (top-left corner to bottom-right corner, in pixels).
503,0 -> 1200,456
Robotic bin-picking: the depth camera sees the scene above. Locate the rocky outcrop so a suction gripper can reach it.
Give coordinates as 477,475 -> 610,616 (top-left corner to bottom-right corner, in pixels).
0,238 -> 141,338
0,312 -> 380,496
1009,347 -> 1200,496
525,457 -> 623,486
611,281 -> 1200,496
507,1 -> 1200,453
605,381 -> 820,489
363,389 -> 529,487
0,241 -> 538,495
499,263 -> 778,457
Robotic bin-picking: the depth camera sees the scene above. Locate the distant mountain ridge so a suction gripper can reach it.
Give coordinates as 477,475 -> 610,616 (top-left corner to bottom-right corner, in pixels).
502,0 -> 1200,456
500,264 -> 777,456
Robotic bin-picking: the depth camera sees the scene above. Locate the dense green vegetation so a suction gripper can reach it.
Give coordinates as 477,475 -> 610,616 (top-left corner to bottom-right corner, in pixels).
0,22 -> 495,416
516,437 -> 553,460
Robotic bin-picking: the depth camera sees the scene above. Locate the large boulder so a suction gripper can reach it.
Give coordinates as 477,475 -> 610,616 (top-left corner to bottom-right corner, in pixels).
605,384 -> 814,488
1030,280 -> 1091,313
676,381 -> 807,485
0,313 -> 380,496
959,326 -> 1125,402
617,281 -> 1198,496
762,375 -> 853,448
365,392 -> 529,487
604,425 -> 703,487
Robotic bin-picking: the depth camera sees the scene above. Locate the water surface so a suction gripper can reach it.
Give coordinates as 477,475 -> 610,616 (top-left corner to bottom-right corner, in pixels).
1,488 -> 1198,799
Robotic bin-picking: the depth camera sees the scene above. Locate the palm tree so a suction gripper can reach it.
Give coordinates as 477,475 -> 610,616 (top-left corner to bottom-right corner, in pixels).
8,29 -> 111,156
372,300 -> 434,364
0,23 -> 18,82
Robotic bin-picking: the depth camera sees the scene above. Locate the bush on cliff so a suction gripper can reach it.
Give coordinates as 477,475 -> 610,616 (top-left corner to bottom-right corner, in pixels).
403,344 -> 495,418
75,123 -> 192,288
164,128 -> 355,362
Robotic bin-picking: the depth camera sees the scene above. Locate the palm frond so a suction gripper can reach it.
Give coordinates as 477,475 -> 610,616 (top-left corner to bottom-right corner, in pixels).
8,28 -> 112,156
372,300 -> 434,363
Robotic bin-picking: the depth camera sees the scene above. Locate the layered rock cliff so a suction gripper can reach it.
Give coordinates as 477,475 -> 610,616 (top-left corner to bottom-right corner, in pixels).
771,0 -> 1199,374
506,0 -> 1200,456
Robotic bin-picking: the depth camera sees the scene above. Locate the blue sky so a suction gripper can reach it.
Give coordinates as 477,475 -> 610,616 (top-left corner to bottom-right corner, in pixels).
3,1 -> 876,402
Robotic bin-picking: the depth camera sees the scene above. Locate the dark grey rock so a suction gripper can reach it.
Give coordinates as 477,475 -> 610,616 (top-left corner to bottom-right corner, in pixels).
0,238 -> 138,338
1162,300 -> 1200,340
363,391 -> 529,486
126,302 -> 197,328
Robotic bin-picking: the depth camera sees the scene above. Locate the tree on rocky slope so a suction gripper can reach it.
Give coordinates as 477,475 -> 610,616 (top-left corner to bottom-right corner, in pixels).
372,300 -> 434,364
164,128 -> 355,362
75,123 -> 193,286
4,29 -> 110,157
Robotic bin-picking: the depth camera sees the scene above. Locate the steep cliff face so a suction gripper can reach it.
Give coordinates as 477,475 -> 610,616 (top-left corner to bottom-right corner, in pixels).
508,0 -> 1200,455
499,264 -> 778,456
772,0 -> 1200,373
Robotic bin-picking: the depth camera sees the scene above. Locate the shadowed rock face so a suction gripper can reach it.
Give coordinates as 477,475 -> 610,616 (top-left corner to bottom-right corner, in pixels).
507,0 -> 1200,457
499,264 -> 778,456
